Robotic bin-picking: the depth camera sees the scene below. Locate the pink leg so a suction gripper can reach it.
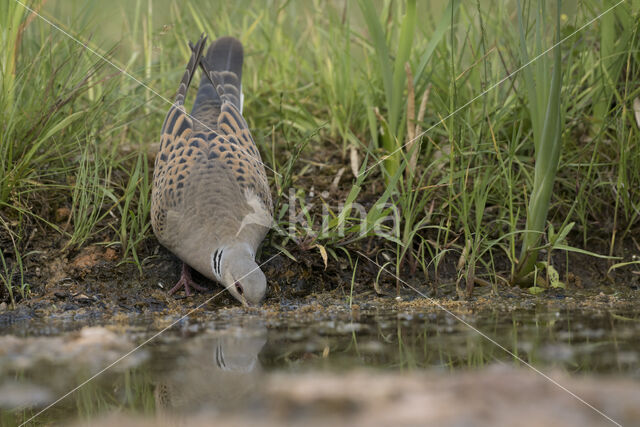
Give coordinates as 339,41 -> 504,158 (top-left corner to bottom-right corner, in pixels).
168,263 -> 208,296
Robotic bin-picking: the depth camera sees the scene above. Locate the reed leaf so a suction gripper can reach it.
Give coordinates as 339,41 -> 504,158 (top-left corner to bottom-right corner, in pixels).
514,0 -> 565,281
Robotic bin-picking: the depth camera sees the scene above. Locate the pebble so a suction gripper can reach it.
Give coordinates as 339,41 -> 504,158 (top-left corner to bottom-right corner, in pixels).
55,207 -> 71,222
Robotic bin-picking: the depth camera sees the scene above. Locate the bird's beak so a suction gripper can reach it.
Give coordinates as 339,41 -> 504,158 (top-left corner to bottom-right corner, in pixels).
228,276 -> 255,307
240,295 -> 249,307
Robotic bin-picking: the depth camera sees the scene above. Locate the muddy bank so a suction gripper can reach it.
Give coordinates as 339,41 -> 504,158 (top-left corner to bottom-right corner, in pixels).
1,231 -> 640,325
63,367 -> 640,427
2,280 -> 639,338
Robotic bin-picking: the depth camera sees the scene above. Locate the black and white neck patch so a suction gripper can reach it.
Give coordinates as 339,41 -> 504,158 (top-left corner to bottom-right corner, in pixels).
211,248 -> 224,279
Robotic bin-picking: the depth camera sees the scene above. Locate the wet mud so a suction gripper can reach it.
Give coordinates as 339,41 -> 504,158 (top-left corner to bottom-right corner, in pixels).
0,229 -> 639,426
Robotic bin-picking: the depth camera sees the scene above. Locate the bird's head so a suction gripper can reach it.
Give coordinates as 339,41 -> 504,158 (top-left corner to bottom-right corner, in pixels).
211,244 -> 266,306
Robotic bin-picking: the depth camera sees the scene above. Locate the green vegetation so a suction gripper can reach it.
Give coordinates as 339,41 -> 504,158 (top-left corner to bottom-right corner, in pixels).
1,0 -> 639,304
513,0 -> 565,283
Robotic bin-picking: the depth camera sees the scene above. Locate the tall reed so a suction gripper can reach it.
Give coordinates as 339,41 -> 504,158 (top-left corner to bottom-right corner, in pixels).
513,0 -> 565,282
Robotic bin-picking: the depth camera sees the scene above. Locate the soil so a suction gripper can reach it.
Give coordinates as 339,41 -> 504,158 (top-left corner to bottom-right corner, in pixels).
0,230 -> 639,332
0,145 -> 638,321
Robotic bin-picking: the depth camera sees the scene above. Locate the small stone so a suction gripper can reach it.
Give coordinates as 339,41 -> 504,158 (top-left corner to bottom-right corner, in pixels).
0,302 -> 7,312
104,248 -> 118,261
71,249 -> 100,270
63,303 -> 78,311
55,207 -> 71,222
73,293 -> 94,304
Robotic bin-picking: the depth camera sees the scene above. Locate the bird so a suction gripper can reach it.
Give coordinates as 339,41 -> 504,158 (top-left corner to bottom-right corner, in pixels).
151,34 -> 273,306
153,326 -> 267,413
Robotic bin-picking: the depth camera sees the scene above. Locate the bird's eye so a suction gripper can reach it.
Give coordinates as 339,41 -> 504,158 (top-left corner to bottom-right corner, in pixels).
235,282 -> 244,295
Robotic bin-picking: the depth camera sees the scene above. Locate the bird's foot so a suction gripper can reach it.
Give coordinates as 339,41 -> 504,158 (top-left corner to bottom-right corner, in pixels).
168,263 -> 208,296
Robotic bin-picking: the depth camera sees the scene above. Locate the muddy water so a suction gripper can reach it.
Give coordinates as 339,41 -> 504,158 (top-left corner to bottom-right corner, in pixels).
1,300 -> 639,426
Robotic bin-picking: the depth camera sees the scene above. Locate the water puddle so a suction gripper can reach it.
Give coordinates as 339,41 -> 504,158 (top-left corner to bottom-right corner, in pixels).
1,303 -> 639,426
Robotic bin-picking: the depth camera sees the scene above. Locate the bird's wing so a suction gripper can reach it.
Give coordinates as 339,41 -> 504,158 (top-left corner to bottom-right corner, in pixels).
215,101 -> 272,216
152,34 -> 208,237
197,55 -> 272,216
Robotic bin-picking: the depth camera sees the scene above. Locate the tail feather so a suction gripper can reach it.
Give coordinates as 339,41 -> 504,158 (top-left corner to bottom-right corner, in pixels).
206,36 -> 243,85
191,37 -> 244,129
176,34 -> 207,105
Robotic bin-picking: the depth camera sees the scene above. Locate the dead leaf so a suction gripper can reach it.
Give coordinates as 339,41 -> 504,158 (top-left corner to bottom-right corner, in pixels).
349,146 -> 360,178
330,167 -> 346,193
314,244 -> 328,270
322,346 -> 330,358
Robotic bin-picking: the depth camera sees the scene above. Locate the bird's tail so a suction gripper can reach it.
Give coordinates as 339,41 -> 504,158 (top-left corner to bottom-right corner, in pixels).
175,34 -> 207,106
191,36 -> 243,126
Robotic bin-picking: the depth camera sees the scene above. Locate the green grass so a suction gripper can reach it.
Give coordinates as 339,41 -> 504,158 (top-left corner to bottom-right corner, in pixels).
1,0 -> 640,303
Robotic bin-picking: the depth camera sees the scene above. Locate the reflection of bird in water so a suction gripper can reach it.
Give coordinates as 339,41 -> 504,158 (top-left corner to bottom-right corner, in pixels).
154,326 -> 267,415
